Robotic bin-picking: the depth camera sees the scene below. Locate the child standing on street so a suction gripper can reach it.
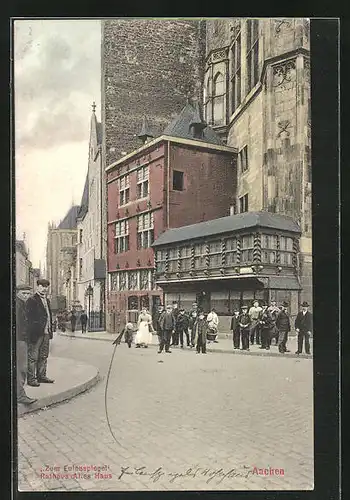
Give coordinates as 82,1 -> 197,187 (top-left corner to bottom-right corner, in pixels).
113,322 -> 135,348
193,310 -> 208,354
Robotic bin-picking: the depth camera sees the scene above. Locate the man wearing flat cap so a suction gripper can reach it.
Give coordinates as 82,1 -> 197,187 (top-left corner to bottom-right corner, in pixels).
295,301 -> 313,355
26,279 -> 55,386
16,284 -> 37,405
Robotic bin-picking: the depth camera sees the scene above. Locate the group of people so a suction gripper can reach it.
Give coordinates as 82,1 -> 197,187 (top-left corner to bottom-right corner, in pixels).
230,299 -> 313,354
115,299 -> 313,357
16,279 -> 55,406
56,309 -> 88,333
114,302 -> 219,355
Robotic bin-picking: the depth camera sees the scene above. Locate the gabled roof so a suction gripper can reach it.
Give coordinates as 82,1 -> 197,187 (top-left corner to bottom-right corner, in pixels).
77,174 -> 89,219
162,101 -> 223,146
152,211 -> 301,247
57,205 -> 80,230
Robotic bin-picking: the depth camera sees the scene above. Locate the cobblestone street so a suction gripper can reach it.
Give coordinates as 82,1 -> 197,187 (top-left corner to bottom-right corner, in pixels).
17,335 -> 314,492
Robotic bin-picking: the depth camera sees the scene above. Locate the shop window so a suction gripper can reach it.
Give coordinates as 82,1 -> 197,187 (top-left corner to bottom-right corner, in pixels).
140,294 -> 149,309
173,171 -> 184,191
128,296 -> 138,310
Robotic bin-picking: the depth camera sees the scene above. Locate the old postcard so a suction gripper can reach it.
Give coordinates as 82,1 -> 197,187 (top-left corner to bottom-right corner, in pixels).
14,17 -> 316,492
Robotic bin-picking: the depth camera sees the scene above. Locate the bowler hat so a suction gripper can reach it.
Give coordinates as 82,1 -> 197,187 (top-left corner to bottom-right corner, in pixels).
17,284 -> 32,291
301,301 -> 309,307
282,301 -> 289,307
37,278 -> 50,286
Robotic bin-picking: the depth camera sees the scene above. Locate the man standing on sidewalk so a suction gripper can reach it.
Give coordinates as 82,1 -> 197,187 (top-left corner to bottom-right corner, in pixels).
26,279 -> 55,386
295,301 -> 313,355
158,304 -> 175,353
230,310 -> 240,349
80,310 -> 88,333
239,305 -> 251,351
275,301 -> 291,354
16,284 -> 37,405
248,300 -> 263,345
259,302 -> 274,350
70,310 -> 77,333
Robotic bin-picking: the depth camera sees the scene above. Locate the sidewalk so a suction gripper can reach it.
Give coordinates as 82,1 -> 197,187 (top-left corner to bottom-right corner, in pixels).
17,357 -> 100,418
58,330 -> 312,359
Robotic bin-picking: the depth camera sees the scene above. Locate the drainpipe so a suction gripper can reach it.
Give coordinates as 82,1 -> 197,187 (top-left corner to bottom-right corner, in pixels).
167,140 -> 170,229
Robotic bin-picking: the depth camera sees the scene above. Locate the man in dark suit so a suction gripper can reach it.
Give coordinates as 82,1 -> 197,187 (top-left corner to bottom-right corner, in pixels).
276,301 -> 291,353
295,301 -> 313,355
230,310 -> 240,349
16,284 -> 37,405
26,278 -> 55,386
80,310 -> 88,333
158,304 -> 176,353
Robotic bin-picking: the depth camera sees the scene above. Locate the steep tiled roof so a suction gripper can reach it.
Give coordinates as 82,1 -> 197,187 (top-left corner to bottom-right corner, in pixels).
152,212 -> 301,247
57,205 -> 80,230
77,174 -> 89,219
163,102 -> 223,146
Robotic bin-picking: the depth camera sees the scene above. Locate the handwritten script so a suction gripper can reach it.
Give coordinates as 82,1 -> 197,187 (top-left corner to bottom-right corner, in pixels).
118,465 -> 254,485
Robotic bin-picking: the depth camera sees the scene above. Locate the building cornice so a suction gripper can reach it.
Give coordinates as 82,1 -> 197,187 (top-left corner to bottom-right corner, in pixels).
106,135 -> 237,173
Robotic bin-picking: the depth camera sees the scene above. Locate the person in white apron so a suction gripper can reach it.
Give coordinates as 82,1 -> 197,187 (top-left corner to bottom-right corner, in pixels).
135,308 -> 153,348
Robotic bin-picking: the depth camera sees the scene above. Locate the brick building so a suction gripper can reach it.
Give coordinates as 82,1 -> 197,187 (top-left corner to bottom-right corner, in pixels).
106,102 -> 237,331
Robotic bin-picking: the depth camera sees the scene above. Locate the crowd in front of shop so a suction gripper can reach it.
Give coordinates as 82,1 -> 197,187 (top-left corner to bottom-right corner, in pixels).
114,299 -> 313,356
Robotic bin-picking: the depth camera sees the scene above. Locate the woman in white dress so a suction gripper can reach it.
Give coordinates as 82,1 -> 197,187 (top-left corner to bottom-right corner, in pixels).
135,308 -> 153,348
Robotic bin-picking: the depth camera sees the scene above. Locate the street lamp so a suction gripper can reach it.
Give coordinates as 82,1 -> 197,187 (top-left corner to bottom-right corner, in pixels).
86,284 -> 93,331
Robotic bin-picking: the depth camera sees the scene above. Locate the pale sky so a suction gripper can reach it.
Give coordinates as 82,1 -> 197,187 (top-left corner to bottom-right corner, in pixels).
14,19 -> 101,270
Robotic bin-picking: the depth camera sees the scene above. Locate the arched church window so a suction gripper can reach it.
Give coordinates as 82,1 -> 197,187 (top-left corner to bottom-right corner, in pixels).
213,72 -> 225,125
213,72 -> 224,96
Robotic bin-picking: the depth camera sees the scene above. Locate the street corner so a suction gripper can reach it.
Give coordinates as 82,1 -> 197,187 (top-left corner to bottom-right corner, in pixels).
18,357 -> 100,417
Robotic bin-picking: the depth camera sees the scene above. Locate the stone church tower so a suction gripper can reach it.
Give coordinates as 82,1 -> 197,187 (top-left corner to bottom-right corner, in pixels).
203,18 -> 312,306
101,19 -> 206,167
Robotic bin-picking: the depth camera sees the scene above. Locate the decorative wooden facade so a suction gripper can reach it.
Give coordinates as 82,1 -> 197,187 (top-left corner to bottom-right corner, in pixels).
152,211 -> 302,325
